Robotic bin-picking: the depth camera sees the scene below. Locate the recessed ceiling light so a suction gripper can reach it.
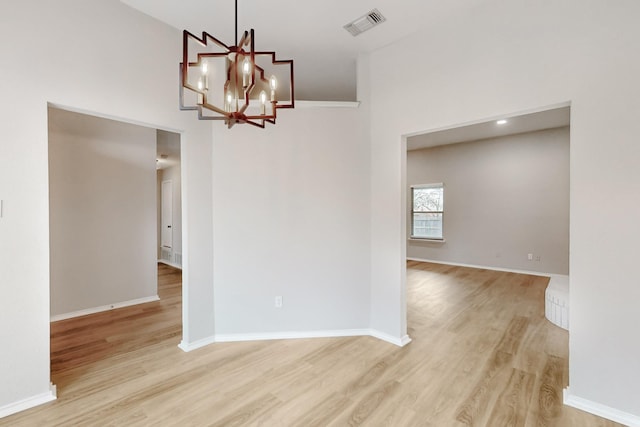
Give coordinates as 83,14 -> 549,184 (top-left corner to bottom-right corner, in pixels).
496,119 -> 507,125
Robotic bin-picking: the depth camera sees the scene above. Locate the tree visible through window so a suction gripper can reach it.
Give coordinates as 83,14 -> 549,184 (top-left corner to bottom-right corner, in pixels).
411,184 -> 444,239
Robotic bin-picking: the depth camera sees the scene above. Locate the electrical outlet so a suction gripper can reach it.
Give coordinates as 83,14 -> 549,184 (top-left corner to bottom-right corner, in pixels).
527,253 -> 533,261
274,296 -> 283,308
535,255 -> 541,262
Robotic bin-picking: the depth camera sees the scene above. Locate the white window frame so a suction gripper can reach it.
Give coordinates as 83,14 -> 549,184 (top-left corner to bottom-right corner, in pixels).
411,183 -> 444,241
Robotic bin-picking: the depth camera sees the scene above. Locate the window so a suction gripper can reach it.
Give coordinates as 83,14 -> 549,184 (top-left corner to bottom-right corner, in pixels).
411,183 -> 444,240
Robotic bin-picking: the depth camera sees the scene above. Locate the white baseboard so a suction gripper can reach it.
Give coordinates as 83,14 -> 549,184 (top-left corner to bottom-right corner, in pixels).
0,383 -> 56,419
369,330 -> 413,347
157,259 -> 182,270
178,329 -> 412,352
50,295 -> 160,322
407,257 -> 554,277
564,388 -> 640,427
178,335 -> 217,352
213,329 -> 372,344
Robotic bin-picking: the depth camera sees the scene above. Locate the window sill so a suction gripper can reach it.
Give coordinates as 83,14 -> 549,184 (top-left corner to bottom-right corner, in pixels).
409,237 -> 446,243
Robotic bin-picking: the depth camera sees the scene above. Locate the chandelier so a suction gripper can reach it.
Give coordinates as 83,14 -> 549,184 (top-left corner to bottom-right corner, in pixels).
179,0 -> 294,128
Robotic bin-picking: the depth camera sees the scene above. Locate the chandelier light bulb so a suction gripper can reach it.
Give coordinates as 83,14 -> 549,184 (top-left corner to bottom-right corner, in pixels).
242,58 -> 251,75
200,62 -> 209,89
226,92 -> 233,112
259,90 -> 267,114
242,58 -> 251,87
269,75 -> 277,101
197,78 -> 204,105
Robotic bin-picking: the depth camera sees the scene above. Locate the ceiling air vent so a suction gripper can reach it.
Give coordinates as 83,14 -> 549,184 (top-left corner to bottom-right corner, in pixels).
343,9 -> 387,37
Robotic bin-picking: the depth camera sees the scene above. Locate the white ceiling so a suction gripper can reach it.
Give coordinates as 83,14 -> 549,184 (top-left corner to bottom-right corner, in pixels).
407,106 -> 571,151
120,0 -> 470,101
119,1 -> 570,148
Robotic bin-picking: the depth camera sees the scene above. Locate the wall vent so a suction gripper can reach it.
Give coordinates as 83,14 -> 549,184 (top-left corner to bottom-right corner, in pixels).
174,252 -> 182,266
343,9 -> 387,37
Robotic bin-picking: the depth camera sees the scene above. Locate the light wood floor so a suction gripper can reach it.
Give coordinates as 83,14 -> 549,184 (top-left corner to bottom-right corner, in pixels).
1,262 -> 622,426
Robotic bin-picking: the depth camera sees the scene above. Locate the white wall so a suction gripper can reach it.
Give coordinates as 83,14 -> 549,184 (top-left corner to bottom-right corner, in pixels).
407,127 -> 570,275
212,106 -> 371,335
367,0 -> 640,419
49,108 -> 158,316
0,0 -> 214,414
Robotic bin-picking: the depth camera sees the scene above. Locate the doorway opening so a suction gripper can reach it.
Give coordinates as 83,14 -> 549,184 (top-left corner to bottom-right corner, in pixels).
402,103 -> 571,332
47,106 -> 184,388
157,130 -> 182,270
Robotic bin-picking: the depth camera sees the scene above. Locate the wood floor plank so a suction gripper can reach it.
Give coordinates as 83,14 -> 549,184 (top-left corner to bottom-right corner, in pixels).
495,316 -> 530,355
288,393 -> 354,427
455,350 -> 514,426
209,393 -> 282,427
486,368 -> 535,427
532,355 -> 565,426
328,379 -> 401,426
0,262 -> 625,426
